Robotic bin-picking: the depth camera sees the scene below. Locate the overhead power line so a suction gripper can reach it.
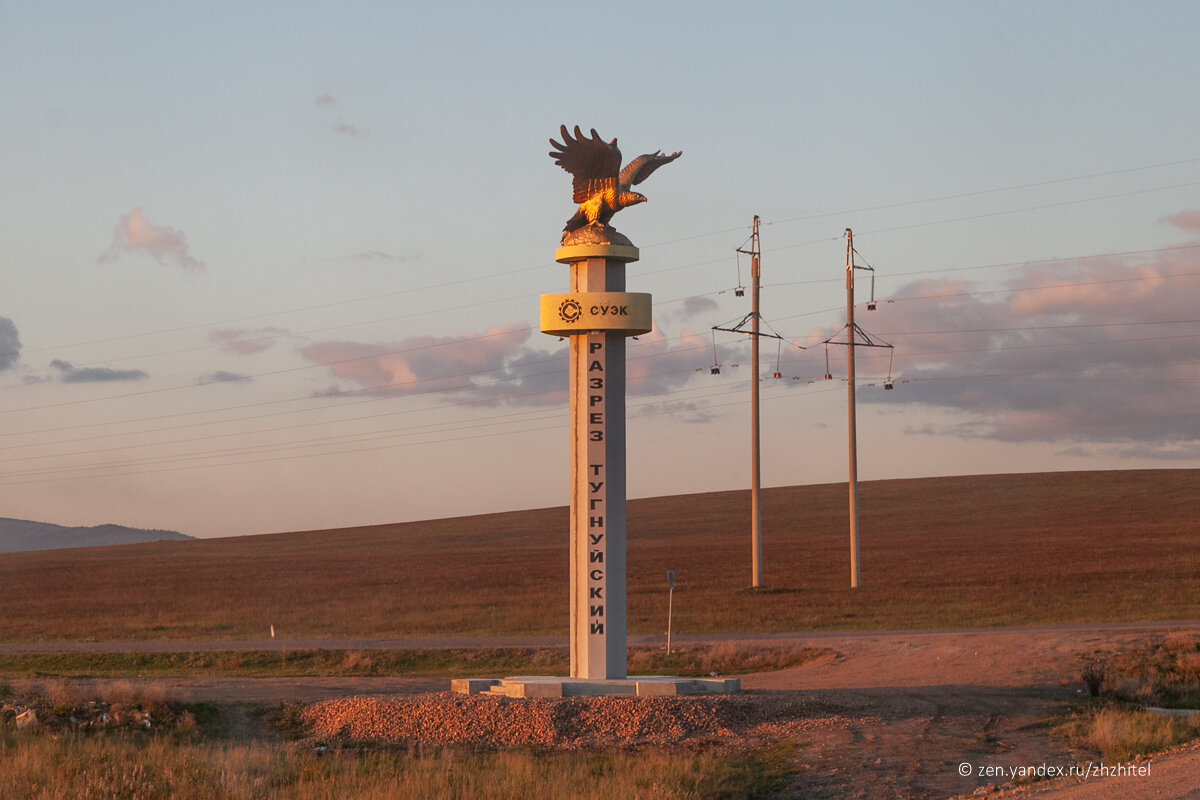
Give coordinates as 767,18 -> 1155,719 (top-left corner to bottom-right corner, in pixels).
21,154 -> 1199,359
5,153 -> 1200,496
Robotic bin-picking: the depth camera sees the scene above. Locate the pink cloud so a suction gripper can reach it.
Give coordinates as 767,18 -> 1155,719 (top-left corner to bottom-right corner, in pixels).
838,243 -> 1200,451
316,94 -> 337,107
300,323 -> 534,397
1008,262 -> 1164,315
627,327 -> 711,396
97,208 -> 205,273
1163,210 -> 1200,232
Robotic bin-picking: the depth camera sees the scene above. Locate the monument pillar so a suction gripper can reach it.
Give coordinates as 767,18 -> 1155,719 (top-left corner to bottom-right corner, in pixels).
450,126 -> 737,697
542,242 -> 648,680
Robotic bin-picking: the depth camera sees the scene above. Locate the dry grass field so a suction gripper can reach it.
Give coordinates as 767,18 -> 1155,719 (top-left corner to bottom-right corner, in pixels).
0,469 -> 1196,643
3,472 -> 1200,799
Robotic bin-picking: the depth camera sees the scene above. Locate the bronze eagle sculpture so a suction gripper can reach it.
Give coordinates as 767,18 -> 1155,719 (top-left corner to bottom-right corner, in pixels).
549,125 -> 681,244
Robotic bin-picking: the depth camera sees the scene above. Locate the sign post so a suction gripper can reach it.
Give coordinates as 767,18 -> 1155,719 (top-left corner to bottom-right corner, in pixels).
666,570 -> 675,656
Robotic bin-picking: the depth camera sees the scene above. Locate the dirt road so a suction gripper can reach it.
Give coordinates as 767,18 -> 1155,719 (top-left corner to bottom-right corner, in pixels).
735,625 -> 1200,799
8,621 -> 1200,799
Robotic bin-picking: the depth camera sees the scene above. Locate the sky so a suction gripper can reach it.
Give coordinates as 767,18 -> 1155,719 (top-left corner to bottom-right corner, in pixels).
2,1 -> 1199,538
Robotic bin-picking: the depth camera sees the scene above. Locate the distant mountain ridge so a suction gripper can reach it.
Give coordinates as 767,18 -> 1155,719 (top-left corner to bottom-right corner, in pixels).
0,517 -> 193,553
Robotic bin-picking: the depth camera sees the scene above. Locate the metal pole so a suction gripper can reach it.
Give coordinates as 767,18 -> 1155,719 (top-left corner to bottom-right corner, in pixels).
666,570 -> 675,655
750,216 -> 763,588
845,229 -> 860,589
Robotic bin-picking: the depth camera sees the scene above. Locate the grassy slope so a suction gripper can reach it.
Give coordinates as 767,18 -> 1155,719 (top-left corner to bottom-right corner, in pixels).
1,469 -> 1196,642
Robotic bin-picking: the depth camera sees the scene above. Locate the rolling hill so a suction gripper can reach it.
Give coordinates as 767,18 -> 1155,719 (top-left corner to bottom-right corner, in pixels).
0,518 -> 192,553
0,469 -> 1195,641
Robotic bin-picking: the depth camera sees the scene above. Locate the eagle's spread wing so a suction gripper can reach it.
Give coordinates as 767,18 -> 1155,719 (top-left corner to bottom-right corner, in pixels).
619,150 -> 683,187
549,126 -> 623,204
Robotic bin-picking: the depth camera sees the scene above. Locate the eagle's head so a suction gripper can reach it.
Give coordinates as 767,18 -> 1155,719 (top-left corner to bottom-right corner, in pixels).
617,191 -> 647,210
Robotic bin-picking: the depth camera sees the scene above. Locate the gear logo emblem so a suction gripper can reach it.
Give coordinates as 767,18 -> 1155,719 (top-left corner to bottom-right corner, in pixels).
558,298 -> 583,324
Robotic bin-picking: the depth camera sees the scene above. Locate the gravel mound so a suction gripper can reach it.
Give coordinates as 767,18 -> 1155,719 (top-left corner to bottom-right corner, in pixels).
302,691 -> 853,749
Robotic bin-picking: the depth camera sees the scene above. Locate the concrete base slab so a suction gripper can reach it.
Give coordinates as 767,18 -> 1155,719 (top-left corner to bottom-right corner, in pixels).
632,676 -> 742,696
451,675 -> 741,698
449,678 -> 499,695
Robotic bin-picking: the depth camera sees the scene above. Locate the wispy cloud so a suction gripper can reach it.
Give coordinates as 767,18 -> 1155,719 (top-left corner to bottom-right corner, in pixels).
198,370 -> 251,384
50,359 -> 148,383
633,399 -> 716,424
340,250 -> 424,263
0,317 -> 20,371
333,122 -> 367,137
97,208 -> 205,273
210,327 -> 288,356
656,295 -> 720,325
315,93 -> 368,137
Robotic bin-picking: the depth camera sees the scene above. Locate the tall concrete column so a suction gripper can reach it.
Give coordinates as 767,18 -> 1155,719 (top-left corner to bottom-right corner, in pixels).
542,242 -> 648,681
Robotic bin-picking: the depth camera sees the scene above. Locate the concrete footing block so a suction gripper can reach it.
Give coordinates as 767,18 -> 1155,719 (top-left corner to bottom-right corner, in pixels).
450,679 -> 499,695
562,681 -> 636,697
634,677 -> 742,696
503,679 -> 564,699
451,675 -> 741,698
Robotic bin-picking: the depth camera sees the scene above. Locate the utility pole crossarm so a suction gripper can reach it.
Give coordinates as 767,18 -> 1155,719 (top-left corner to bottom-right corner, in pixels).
822,322 -> 892,350
712,322 -> 787,341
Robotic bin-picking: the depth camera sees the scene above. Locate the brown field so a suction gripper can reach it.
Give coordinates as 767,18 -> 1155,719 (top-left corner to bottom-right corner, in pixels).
4,469 -> 1200,799
1,469 -> 1197,643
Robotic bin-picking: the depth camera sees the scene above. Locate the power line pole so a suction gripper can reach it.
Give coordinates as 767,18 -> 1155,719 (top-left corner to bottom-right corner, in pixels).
716,216 -> 783,588
824,229 -> 889,589
845,229 -> 860,589
748,216 -> 763,588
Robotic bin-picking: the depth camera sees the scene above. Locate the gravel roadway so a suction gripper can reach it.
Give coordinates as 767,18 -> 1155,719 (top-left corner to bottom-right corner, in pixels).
7,620 -> 1200,799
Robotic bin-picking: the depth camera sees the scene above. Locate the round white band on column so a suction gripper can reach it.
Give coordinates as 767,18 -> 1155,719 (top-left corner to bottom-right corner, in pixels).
540,292 -> 652,336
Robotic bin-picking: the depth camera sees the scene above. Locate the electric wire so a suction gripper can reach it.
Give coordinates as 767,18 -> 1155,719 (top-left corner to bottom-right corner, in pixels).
0,376 -> 760,483
21,156 -> 1198,362
6,156 -> 1200,492
9,316 -> 1196,481
9,256 -> 1191,419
